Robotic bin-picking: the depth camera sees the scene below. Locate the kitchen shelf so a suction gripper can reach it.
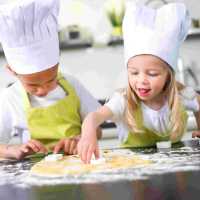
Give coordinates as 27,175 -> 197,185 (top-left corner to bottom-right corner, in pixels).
188,28 -> 200,35
59,42 -> 92,50
187,28 -> 200,39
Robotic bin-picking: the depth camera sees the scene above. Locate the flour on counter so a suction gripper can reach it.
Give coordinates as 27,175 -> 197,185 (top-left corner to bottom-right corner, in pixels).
0,147 -> 200,187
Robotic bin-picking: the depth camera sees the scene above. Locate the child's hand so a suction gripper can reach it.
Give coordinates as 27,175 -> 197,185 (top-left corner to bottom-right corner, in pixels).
5,139 -> 48,160
192,131 -> 200,138
53,135 -> 80,155
77,107 -> 112,164
77,134 -> 99,164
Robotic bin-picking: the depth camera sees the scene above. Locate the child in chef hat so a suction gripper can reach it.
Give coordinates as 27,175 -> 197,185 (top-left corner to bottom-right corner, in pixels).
0,0 -> 101,160
78,2 -> 200,163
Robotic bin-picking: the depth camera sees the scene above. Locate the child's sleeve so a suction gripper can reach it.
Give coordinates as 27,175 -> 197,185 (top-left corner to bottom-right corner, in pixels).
179,87 -> 200,112
65,75 -> 101,120
105,92 -> 125,122
0,90 -> 13,143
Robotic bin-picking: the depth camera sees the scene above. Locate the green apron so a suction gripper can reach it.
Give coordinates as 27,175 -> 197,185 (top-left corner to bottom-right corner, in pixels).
122,103 -> 188,148
22,73 -> 81,149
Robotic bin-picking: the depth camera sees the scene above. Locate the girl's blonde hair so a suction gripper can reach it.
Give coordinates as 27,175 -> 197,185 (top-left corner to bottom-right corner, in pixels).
123,67 -> 186,142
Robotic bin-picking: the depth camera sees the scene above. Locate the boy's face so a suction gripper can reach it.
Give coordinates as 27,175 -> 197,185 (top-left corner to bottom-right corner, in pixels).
127,55 -> 169,104
16,65 -> 58,97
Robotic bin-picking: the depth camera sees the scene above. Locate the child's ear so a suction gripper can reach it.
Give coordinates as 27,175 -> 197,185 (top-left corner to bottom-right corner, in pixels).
6,64 -> 17,76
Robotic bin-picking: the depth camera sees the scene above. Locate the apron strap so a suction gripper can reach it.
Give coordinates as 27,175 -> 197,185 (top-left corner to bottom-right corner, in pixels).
21,83 -> 31,111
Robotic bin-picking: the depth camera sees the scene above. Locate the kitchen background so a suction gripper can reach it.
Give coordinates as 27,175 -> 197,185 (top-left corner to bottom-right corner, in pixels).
0,0 -> 199,146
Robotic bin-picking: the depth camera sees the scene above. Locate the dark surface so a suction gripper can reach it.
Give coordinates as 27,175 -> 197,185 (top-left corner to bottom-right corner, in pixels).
1,144 -> 200,200
1,173 -> 200,200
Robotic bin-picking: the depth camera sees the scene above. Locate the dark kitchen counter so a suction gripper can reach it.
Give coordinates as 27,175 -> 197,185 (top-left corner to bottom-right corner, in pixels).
1,142 -> 200,200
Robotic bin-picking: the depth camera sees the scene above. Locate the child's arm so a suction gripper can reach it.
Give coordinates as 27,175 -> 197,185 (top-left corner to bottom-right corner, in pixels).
96,127 -> 102,139
53,128 -> 102,156
0,140 -> 48,160
192,95 -> 200,137
176,82 -> 200,137
78,105 -> 113,164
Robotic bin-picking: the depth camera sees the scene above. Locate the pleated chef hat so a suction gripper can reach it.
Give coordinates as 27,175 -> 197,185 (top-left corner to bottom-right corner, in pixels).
122,2 -> 190,70
0,0 -> 60,74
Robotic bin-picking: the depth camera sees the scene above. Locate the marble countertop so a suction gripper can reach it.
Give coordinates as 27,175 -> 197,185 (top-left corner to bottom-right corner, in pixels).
0,142 -> 200,200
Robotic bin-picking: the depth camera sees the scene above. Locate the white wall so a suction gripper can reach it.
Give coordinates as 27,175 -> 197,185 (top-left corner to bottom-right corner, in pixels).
0,0 -> 199,98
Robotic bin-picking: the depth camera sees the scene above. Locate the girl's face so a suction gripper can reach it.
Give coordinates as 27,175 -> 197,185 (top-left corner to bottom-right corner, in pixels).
127,55 -> 170,104
16,65 -> 58,97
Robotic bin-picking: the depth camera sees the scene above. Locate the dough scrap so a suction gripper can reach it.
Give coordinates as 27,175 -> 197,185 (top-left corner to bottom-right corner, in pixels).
30,150 -> 152,176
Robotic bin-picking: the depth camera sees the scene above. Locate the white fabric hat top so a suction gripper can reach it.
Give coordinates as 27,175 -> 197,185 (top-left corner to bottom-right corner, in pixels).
0,0 -> 60,74
122,2 -> 190,70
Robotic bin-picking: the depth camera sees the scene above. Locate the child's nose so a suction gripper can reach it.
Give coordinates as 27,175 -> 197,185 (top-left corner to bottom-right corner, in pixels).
36,86 -> 48,97
139,74 -> 148,84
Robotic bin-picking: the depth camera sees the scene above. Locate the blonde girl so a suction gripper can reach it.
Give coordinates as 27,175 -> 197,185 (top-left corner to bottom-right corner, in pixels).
78,2 -> 200,163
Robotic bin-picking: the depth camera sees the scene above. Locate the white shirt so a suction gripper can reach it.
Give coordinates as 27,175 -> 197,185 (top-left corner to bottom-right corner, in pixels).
0,74 -> 100,144
106,87 -> 199,143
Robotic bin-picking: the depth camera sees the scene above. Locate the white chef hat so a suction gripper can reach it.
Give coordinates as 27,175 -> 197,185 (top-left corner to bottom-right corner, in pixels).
122,2 -> 191,70
0,0 -> 60,74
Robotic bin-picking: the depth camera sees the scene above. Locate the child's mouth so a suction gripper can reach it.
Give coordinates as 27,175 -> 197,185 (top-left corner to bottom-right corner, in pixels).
137,88 -> 151,97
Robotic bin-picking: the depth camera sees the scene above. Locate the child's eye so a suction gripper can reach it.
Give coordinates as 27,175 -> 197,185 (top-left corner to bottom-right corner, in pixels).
148,72 -> 159,76
129,71 -> 138,75
28,84 -> 37,88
